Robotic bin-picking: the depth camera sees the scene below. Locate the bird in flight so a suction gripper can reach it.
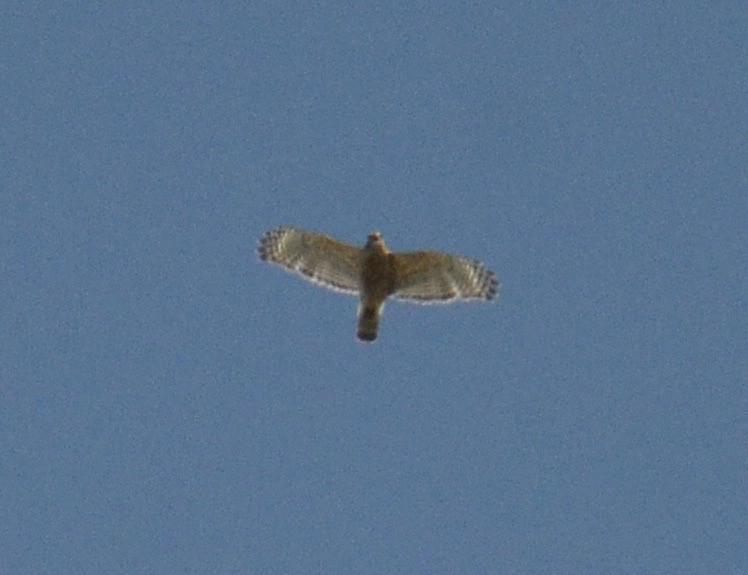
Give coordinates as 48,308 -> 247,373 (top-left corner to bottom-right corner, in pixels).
258,226 -> 499,342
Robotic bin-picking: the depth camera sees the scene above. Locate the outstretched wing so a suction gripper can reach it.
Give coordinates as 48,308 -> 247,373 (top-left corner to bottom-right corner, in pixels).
258,227 -> 362,294
391,251 -> 499,303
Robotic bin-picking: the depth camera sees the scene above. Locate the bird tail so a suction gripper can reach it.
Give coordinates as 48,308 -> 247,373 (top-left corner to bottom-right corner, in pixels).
357,303 -> 382,342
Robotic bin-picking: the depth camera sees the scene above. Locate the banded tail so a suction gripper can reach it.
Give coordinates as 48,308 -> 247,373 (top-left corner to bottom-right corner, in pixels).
357,304 -> 382,342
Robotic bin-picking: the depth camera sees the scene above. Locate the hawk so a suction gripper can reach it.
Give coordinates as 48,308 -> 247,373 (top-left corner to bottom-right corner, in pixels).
258,226 -> 499,342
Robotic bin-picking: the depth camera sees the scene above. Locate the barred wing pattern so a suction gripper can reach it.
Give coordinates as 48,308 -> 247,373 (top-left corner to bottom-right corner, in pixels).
392,251 -> 498,303
258,227 -> 362,294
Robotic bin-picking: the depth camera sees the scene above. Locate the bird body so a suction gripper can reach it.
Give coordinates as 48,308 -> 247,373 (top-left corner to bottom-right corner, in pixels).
357,233 -> 395,340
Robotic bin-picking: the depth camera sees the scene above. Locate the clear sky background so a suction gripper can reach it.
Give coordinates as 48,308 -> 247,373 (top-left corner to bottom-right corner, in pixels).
2,3 -> 745,574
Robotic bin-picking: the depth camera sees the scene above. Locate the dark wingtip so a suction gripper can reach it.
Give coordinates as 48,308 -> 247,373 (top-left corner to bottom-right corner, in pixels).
257,229 -> 276,261
487,284 -> 499,300
487,276 -> 500,299
357,332 -> 377,342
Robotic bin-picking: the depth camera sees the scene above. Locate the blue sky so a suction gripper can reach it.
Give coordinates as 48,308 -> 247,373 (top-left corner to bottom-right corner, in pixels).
2,3 -> 745,573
